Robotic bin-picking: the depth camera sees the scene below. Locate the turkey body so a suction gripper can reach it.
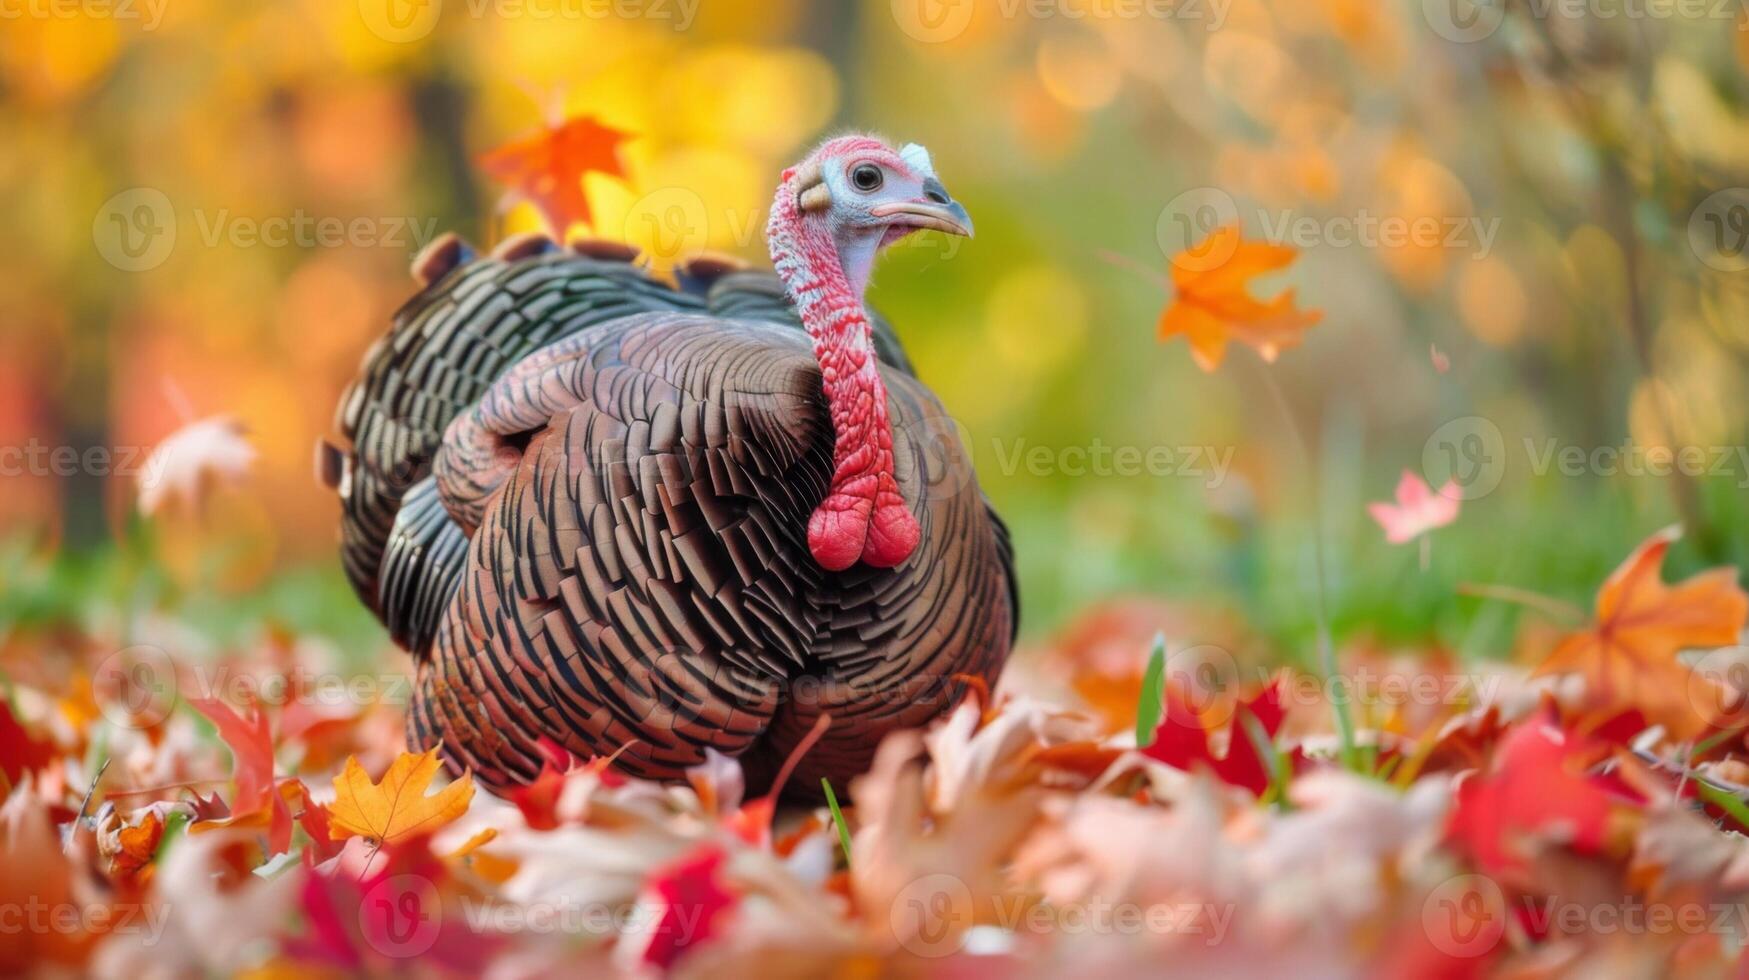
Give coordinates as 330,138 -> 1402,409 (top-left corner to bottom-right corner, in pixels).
325,237 -> 1016,796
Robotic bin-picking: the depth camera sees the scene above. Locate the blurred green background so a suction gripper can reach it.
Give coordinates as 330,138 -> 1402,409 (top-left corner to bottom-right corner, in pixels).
4,0 -> 1749,673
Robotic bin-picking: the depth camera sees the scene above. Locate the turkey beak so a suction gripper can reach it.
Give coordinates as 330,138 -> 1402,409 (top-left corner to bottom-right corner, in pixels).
871,178 -> 974,238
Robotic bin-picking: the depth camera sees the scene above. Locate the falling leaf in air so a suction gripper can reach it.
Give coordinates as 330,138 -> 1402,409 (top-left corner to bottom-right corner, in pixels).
478,114 -> 630,236
138,416 -> 255,516
1533,526 -> 1749,739
328,747 -> 474,846
1157,224 -> 1323,371
1368,470 -> 1460,545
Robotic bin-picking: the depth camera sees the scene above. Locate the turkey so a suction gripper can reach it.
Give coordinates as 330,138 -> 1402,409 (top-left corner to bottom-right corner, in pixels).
319,134 -> 1017,797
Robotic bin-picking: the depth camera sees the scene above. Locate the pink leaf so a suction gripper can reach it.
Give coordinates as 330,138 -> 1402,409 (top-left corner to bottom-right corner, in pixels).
1368,470 -> 1460,544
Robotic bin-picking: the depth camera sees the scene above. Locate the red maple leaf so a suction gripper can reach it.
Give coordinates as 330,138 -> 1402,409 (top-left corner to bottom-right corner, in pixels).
1141,675 -> 1288,796
190,697 -> 304,854
190,697 -> 275,814
636,843 -> 738,971
510,737 -> 628,831
0,700 -> 55,790
477,115 -> 630,235
286,842 -> 494,973
1445,713 -> 1641,879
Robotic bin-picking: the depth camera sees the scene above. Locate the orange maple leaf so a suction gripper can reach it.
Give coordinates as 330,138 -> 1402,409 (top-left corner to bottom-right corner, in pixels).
1157,224 -> 1323,371
328,747 -> 474,846
110,811 -> 164,881
1533,526 -> 1748,740
478,115 -> 629,235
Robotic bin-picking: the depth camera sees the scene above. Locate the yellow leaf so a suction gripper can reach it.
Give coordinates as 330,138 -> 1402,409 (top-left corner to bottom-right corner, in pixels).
327,747 -> 474,845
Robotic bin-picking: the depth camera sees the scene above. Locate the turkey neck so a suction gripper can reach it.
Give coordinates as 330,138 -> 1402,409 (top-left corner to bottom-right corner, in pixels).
767,177 -> 917,571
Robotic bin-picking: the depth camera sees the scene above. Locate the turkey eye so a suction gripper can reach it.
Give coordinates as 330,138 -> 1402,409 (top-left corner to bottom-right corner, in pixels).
850,164 -> 883,192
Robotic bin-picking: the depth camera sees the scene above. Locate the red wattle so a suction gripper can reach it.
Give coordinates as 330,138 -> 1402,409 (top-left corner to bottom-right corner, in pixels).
766,152 -> 921,571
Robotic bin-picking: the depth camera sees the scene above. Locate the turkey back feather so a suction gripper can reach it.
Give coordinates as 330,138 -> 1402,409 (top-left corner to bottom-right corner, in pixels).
326,234 -> 1015,799
329,238 -> 917,658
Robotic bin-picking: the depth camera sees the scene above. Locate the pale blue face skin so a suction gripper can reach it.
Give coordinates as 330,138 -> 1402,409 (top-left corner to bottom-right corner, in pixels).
818,143 -> 973,295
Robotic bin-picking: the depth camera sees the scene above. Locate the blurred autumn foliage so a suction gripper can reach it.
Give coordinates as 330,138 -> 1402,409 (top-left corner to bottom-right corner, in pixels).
10,3 -> 1749,975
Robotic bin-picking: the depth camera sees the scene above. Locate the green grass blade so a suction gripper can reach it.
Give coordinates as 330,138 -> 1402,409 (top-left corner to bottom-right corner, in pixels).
821,777 -> 854,869
1135,632 -> 1167,748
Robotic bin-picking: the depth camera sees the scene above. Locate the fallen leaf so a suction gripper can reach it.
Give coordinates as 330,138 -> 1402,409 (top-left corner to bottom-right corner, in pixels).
1368,470 -> 1460,544
189,698 -> 275,817
1445,714 -> 1638,879
478,114 -> 629,235
327,748 -> 473,846
110,811 -> 164,880
1533,526 -> 1748,739
0,700 -> 54,790
1141,676 -> 1288,796
1157,224 -> 1323,371
629,843 -> 738,971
